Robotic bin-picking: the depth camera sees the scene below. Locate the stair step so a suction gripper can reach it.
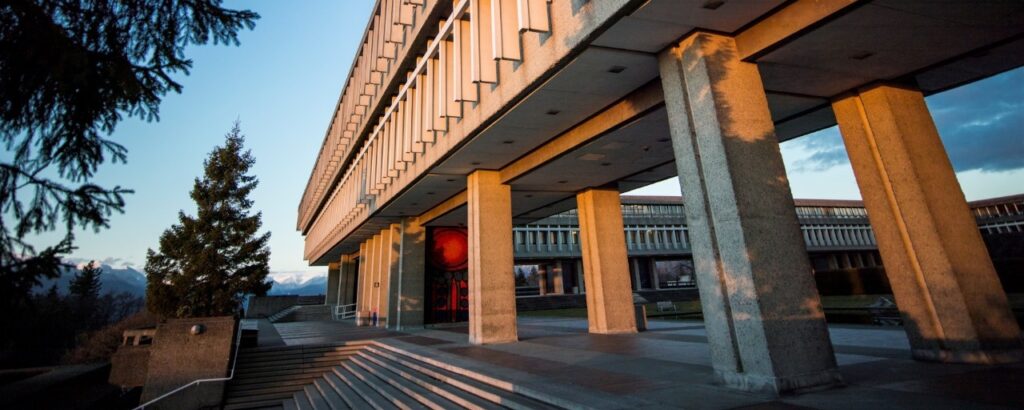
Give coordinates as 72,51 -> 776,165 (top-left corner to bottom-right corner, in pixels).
232,367 -> 351,384
332,364 -> 396,410
313,377 -> 350,410
224,391 -> 295,406
304,385 -> 329,410
349,354 -> 457,410
323,372 -> 369,409
230,373 -> 342,391
366,345 -> 560,410
222,397 -> 290,410
294,391 -> 313,410
240,346 -> 364,361
283,397 -> 299,410
355,351 -> 502,410
236,353 -> 357,370
342,359 -> 426,410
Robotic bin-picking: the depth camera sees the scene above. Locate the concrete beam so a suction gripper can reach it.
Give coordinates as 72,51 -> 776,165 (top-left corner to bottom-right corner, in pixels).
735,0 -> 861,61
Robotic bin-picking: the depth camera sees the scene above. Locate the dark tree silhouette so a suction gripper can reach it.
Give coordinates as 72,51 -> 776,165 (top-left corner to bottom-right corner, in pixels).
145,123 -> 271,318
0,0 -> 260,315
69,262 -> 102,301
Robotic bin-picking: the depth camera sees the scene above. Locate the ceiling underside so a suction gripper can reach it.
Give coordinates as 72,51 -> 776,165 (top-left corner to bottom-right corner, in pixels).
315,0 -> 1024,261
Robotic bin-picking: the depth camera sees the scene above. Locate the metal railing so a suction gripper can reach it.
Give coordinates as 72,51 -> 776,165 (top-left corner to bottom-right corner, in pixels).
133,320 -> 245,409
335,304 -> 357,320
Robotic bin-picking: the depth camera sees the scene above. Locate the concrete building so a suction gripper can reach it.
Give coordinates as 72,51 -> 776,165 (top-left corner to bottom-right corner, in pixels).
299,0 -> 1024,393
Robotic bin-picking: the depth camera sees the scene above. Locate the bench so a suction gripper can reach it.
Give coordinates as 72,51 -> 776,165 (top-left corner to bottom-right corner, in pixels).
656,301 -> 677,312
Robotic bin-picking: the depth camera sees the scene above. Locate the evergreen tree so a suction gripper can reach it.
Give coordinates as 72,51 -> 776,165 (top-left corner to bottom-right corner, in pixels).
145,123 -> 271,318
0,0 -> 259,317
69,262 -> 103,301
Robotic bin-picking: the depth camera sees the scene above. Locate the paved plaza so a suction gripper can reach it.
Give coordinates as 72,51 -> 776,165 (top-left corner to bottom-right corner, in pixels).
258,317 -> 1024,409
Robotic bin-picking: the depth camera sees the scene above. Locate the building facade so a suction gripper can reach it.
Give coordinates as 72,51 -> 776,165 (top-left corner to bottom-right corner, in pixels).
303,0 -> 1024,393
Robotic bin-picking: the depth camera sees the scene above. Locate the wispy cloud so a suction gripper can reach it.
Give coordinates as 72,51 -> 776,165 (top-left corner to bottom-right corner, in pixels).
786,67 -> 1024,174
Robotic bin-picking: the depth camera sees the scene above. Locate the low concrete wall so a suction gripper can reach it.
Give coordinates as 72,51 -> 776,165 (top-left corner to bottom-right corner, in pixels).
246,295 -> 298,318
140,316 -> 236,409
109,346 -> 150,388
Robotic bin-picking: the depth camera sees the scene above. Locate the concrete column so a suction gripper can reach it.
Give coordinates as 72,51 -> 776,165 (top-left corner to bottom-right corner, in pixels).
658,32 -> 840,393
390,217 -> 427,330
537,266 -> 548,296
325,262 -> 340,306
467,170 -> 517,344
551,261 -> 565,295
366,234 -> 383,326
832,84 -> 1023,363
375,226 -> 401,328
577,187 -> 637,334
340,254 -> 357,306
356,240 -> 372,326
576,260 -> 585,294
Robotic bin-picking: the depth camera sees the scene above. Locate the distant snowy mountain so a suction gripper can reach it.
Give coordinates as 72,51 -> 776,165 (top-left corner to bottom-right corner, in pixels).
268,275 -> 326,296
34,263 -> 147,297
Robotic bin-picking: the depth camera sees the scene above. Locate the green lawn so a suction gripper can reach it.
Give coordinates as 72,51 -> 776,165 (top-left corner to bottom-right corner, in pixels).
518,294 -> 905,320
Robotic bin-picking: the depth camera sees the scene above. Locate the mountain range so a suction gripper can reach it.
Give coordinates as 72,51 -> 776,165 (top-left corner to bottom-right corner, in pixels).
34,263 -> 148,297
268,275 -> 326,296
31,262 -> 326,298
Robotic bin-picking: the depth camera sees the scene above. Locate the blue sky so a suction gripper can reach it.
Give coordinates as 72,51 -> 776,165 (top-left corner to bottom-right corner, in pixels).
25,2 -> 1024,282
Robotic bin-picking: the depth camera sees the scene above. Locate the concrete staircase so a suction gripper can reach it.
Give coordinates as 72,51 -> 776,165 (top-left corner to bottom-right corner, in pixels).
223,343 -> 365,410
273,305 -> 334,323
223,342 -> 569,410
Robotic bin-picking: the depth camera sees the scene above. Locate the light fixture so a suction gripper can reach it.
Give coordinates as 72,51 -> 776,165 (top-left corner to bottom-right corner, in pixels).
702,0 -> 725,10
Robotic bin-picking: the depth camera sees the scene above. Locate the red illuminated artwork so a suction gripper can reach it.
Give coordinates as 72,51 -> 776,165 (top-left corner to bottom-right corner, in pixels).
429,227 -> 468,271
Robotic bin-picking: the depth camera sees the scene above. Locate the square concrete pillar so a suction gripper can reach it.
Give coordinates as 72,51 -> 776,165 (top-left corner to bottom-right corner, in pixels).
659,32 -> 841,393
467,170 -> 518,344
832,84 -> 1022,363
357,236 -> 377,326
389,217 -> 427,330
375,225 -> 401,328
577,187 -> 638,334
551,261 -> 565,295
325,262 -> 340,306
340,254 -> 358,306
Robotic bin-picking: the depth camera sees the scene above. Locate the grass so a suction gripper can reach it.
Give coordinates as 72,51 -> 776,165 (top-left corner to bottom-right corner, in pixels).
517,295 -> 902,320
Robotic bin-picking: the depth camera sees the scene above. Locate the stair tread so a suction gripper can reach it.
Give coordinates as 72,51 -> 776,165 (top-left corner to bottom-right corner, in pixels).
367,345 -> 562,410
333,364 -> 396,410
313,377 -> 350,410
356,351 -> 502,410
343,359 -> 427,410
350,354 -> 460,410
294,391 -> 313,410
304,385 -> 330,410
223,397 -> 289,410
283,398 -> 299,410
323,372 -> 368,409
224,391 -> 296,405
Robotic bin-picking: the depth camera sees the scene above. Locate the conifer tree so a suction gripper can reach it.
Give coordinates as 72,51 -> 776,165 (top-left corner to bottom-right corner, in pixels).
69,262 -> 102,301
145,123 -> 271,318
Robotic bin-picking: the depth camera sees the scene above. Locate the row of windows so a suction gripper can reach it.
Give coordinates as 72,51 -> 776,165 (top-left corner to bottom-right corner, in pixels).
534,199 -> 1024,226
973,201 -> 1024,219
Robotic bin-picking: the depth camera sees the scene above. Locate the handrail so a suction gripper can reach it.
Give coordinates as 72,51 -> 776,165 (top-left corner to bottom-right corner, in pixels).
335,303 -> 357,320
133,318 -> 246,409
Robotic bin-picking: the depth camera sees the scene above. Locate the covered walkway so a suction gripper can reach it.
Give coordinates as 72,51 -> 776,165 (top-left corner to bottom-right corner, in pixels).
255,316 -> 1024,409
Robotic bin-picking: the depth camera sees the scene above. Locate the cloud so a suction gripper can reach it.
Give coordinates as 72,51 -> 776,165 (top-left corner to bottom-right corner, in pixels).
788,127 -> 849,172
269,270 -> 326,284
927,67 -> 1024,173
786,67 -> 1024,173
